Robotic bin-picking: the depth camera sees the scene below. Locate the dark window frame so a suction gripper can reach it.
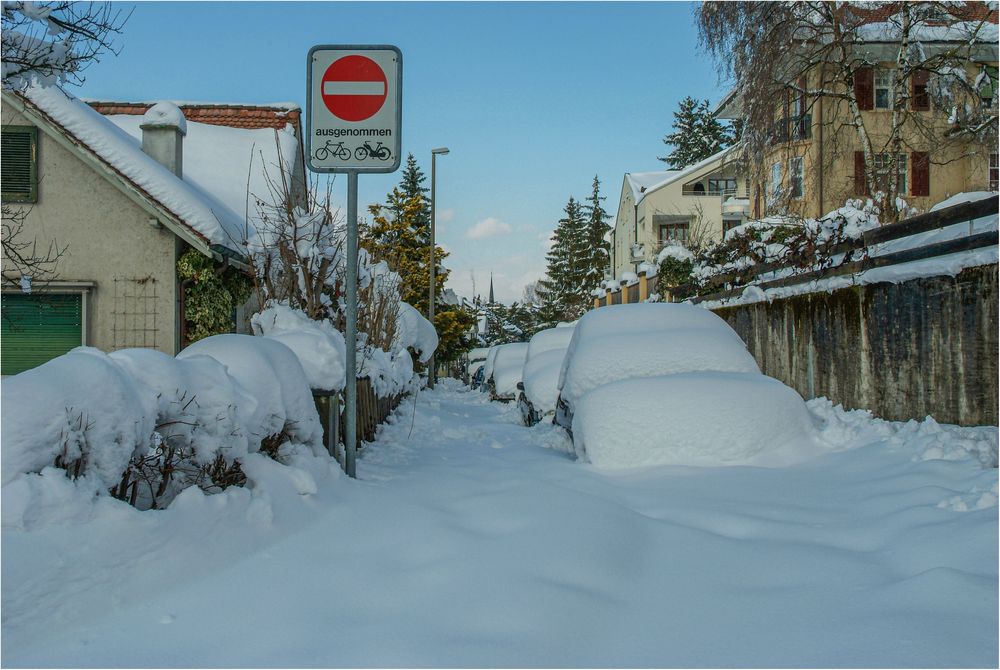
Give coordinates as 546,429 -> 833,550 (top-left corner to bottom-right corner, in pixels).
2,125 -> 39,203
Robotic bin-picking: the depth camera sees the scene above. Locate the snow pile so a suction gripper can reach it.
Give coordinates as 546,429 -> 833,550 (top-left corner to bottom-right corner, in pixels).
558,303 -> 756,412
809,397 -> 998,469
491,342 -> 529,399
0,348 -> 157,489
140,101 -> 187,133
178,334 -> 322,452
359,346 -> 417,398
572,373 -> 818,468
251,301 -> 346,392
394,301 -> 438,364
930,191 -> 997,212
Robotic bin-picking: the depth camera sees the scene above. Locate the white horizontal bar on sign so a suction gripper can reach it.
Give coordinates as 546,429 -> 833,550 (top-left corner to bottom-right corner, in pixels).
323,81 -> 386,96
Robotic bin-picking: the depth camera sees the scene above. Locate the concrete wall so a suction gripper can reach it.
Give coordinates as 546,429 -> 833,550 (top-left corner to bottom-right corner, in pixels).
2,100 -> 181,354
713,264 -> 999,426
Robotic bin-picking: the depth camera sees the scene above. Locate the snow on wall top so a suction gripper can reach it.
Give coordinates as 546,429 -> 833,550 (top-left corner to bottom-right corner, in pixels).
141,101 -> 187,134
83,98 -> 301,111
18,85 -> 252,252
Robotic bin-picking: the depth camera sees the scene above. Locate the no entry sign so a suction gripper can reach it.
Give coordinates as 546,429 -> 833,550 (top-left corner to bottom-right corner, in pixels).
307,45 -> 401,173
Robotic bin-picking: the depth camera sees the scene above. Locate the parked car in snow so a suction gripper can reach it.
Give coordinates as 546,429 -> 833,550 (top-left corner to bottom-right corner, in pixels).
466,347 -> 490,387
517,326 -> 575,426
553,303 -> 760,432
488,342 -> 529,402
480,346 -> 501,393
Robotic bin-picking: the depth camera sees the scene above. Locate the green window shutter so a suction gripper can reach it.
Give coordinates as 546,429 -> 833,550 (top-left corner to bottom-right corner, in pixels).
1,125 -> 38,203
1,293 -> 82,375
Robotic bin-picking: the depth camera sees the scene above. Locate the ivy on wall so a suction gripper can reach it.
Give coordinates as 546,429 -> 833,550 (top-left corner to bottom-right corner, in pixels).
176,249 -> 252,345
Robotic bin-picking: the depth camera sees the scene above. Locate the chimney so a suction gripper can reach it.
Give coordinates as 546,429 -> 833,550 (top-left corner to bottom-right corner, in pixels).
140,101 -> 186,178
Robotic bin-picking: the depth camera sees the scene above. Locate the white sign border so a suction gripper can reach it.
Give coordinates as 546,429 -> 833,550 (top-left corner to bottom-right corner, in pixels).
306,44 -> 403,174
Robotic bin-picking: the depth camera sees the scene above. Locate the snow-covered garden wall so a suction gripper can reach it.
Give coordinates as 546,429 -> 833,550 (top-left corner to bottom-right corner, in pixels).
713,263 -> 998,428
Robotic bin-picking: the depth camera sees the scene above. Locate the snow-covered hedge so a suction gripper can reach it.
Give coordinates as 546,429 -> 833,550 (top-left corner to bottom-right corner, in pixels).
178,334 -> 323,452
251,301 -> 347,392
1,348 -> 158,490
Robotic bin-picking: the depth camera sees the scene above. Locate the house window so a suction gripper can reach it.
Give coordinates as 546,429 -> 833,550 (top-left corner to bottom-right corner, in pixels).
770,162 -> 782,201
708,178 -> 737,195
990,153 -> 998,191
658,223 -> 689,246
981,66 -> 999,108
874,68 -> 892,110
1,126 -> 38,203
873,153 -> 907,194
789,157 -> 804,199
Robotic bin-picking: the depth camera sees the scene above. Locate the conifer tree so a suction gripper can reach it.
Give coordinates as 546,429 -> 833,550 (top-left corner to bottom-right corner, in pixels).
396,153 -> 431,243
537,196 -> 591,324
658,96 -> 734,168
581,175 -> 612,294
364,187 -> 474,367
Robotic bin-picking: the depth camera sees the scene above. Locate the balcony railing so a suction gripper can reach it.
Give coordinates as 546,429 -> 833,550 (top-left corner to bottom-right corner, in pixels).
680,187 -> 748,198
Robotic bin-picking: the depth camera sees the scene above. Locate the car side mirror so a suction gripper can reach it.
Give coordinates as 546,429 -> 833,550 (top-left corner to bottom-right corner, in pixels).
516,382 -> 524,391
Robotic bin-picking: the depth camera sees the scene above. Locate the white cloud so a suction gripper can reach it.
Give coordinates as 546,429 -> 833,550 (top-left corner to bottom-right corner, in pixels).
437,208 -> 455,223
465,217 -> 512,240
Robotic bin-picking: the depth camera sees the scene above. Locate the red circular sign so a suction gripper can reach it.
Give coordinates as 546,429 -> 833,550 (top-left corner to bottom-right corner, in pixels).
321,55 -> 388,122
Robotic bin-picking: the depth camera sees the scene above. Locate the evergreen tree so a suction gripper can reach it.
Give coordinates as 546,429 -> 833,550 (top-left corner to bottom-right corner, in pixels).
658,96 -> 735,168
364,187 -> 474,366
581,175 -> 612,294
537,196 -> 591,325
395,153 -> 431,243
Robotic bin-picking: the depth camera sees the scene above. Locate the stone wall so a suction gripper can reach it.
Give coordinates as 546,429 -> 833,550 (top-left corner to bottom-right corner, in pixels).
713,264 -> 998,426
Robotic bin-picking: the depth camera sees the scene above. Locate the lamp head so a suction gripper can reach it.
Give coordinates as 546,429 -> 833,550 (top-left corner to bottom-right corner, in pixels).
432,147 -> 450,155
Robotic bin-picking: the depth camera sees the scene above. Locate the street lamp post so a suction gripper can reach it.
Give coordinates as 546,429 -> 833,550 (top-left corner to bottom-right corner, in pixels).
428,147 -> 449,389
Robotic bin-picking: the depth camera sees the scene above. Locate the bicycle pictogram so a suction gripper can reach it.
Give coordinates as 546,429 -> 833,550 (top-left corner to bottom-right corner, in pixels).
313,140 -> 353,161
354,141 -> 392,161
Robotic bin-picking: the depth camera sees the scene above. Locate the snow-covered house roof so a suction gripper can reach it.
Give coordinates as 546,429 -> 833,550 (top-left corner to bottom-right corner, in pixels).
4,86 -> 303,261
626,146 -> 739,206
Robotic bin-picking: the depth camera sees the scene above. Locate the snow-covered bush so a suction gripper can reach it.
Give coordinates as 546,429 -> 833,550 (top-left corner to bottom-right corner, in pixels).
394,300 -> 439,364
251,301 -> 347,392
178,334 -> 323,456
1,347 -> 157,490
572,372 -> 818,468
107,348 -> 254,509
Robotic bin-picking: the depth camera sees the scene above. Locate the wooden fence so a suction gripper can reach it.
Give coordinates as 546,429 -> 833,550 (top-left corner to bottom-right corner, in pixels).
313,376 -> 405,465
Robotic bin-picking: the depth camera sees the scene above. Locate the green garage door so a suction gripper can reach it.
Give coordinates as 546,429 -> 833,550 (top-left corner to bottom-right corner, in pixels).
1,293 -> 82,376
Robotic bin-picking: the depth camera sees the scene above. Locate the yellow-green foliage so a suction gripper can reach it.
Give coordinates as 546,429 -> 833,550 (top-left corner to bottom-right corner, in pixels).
177,249 -> 252,344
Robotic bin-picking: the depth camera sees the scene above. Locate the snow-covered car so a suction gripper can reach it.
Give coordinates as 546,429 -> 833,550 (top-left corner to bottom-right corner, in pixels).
480,345 -> 501,393
488,342 -> 529,402
466,347 -> 490,387
517,326 -> 575,426
553,303 -> 760,432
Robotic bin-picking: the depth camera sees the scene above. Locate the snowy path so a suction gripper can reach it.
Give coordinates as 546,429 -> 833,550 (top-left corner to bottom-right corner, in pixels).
2,380 -> 997,667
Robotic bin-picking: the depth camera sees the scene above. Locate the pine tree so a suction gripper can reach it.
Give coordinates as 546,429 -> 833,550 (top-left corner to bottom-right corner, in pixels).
537,196 -> 591,325
581,175 -> 612,295
658,96 -> 734,169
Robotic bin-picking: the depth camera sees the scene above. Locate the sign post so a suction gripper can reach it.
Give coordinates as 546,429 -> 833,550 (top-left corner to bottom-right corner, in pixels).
307,45 -> 402,478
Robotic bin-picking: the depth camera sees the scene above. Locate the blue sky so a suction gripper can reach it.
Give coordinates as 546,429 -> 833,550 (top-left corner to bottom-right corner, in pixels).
76,1 -> 728,303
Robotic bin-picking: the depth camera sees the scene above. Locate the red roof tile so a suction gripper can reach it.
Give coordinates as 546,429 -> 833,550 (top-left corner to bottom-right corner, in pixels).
87,102 -> 301,131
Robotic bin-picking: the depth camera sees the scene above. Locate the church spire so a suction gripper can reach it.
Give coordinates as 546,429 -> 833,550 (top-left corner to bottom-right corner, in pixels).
488,273 -> 495,304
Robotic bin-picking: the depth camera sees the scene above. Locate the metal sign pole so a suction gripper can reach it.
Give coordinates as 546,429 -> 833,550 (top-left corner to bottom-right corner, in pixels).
344,169 -> 358,478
